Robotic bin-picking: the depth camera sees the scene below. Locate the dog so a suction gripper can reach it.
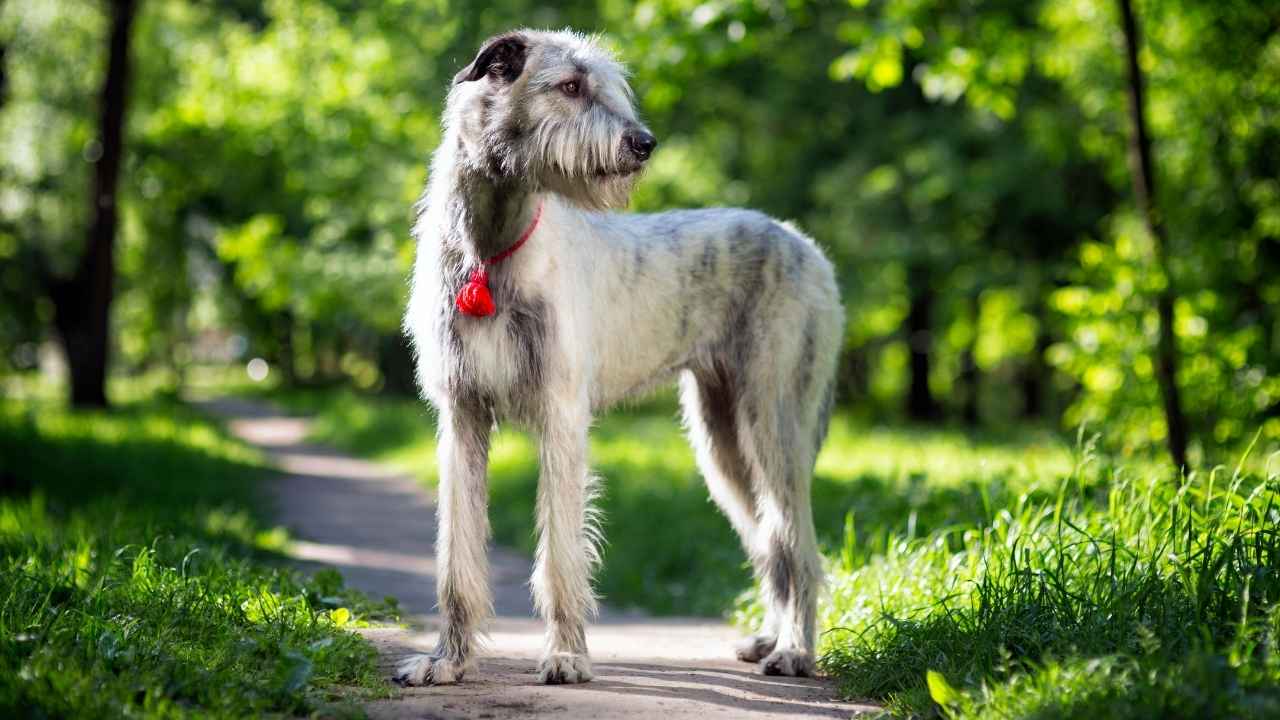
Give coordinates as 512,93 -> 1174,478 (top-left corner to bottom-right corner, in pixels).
397,29 -> 843,686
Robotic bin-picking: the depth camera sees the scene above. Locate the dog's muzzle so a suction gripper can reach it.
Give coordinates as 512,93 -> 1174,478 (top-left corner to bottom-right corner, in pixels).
624,130 -> 657,161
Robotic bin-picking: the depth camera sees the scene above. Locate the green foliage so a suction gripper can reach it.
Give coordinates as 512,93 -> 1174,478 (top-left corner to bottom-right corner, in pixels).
0,399 -> 394,718
823,0 -> 1280,454
4,0 -> 1280,457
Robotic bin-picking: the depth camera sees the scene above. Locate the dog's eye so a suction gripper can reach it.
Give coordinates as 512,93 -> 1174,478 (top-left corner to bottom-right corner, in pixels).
560,80 -> 581,97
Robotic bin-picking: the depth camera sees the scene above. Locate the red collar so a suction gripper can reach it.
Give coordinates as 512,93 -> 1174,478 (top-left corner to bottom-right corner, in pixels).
454,201 -> 543,318
485,201 -> 543,265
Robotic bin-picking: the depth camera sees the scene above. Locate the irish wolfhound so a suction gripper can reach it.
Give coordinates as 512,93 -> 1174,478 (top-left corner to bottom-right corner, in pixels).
398,29 -> 843,686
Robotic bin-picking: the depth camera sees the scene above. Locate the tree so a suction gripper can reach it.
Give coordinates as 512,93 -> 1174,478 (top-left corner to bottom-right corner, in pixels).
1116,0 -> 1188,469
47,0 -> 137,408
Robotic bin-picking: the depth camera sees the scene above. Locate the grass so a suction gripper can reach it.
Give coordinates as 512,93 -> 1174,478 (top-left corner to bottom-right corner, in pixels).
802,438 -> 1280,718
268,385 -> 1280,718
0,395 -> 396,718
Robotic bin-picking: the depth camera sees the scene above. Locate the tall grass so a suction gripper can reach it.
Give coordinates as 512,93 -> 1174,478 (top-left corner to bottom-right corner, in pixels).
0,399 -> 394,718
803,436 -> 1280,717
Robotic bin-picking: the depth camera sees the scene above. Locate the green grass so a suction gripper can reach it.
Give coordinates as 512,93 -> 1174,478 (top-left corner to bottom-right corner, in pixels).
0,397 -> 396,718
802,439 -> 1280,718
270,386 -> 1280,718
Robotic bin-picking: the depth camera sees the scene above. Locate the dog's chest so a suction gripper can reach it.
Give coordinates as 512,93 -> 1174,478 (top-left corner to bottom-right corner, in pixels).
453,317 -> 525,389
442,291 -> 550,413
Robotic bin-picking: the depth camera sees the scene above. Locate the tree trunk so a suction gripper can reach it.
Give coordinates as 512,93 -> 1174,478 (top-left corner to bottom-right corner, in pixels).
50,0 -> 138,409
905,261 -> 941,421
1117,0 -> 1189,469
1022,297 -> 1051,419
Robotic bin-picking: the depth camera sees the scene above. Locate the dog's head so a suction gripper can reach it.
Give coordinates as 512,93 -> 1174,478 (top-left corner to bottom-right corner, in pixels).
445,29 -> 655,210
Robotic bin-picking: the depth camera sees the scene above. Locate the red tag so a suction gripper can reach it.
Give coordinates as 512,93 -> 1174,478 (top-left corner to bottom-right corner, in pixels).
455,267 -> 496,317
454,202 -> 542,318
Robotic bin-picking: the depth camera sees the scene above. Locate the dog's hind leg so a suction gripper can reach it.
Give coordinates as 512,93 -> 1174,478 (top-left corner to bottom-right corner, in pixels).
678,367 -> 778,663
395,398 -> 493,685
735,329 -> 830,678
745,398 -> 823,677
531,393 -> 599,684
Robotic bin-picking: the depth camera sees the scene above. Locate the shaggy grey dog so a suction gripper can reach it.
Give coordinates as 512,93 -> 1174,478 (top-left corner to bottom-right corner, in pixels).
398,29 -> 843,686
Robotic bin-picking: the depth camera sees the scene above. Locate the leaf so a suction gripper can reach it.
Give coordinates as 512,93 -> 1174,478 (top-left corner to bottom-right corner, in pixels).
279,651 -> 314,694
869,56 -> 903,89
927,669 -> 961,707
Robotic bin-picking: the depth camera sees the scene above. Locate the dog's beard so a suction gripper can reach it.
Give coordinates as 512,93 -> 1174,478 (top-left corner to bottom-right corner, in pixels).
525,117 -> 645,210
542,168 -> 640,211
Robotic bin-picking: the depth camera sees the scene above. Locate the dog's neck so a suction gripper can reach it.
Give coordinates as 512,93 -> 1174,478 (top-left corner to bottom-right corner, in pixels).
439,142 -> 541,262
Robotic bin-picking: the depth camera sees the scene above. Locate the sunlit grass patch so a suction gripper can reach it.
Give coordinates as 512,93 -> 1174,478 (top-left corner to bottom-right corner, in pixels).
928,648 -> 1280,720
816,416 -> 1074,486
811,418 -> 1075,552
0,399 -> 394,718
804,442 -> 1280,718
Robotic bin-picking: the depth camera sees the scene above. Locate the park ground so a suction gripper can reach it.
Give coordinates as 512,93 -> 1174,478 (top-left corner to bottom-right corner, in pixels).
4,376 -> 1280,718
201,395 -> 874,719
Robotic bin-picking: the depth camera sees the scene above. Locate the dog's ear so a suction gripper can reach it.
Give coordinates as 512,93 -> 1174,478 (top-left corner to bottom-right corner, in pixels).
454,33 -> 528,85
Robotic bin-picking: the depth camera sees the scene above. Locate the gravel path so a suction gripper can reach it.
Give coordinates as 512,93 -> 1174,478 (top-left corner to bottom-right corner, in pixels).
202,397 -> 875,719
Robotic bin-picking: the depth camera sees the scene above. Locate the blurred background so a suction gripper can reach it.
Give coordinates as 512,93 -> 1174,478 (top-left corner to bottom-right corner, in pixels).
2,0 -> 1278,464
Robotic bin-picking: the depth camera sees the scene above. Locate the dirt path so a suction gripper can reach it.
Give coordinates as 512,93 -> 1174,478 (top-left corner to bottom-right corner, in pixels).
202,397 -> 876,719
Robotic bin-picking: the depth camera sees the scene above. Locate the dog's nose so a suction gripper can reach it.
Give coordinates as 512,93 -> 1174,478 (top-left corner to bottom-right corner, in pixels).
626,130 -> 657,160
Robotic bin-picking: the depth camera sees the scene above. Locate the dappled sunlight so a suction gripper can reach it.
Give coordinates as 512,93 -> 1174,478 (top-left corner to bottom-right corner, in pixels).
274,450 -> 402,481
288,538 -> 436,576
593,411 -> 701,482
227,415 -> 309,447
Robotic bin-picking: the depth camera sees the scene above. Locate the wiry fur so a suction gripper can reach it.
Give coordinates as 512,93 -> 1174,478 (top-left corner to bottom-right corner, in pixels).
397,29 -> 843,687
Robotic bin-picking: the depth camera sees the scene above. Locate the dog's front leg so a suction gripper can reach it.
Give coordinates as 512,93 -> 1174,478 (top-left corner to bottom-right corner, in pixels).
395,400 -> 492,686
531,398 -> 598,684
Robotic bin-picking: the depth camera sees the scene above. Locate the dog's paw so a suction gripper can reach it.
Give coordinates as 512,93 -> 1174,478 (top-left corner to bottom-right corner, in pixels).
735,634 -> 778,663
393,653 -> 465,686
760,647 -> 815,677
537,652 -> 593,684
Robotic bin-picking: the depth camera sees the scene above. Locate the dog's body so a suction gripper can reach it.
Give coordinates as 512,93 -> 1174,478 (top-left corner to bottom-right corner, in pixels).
398,29 -> 843,686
